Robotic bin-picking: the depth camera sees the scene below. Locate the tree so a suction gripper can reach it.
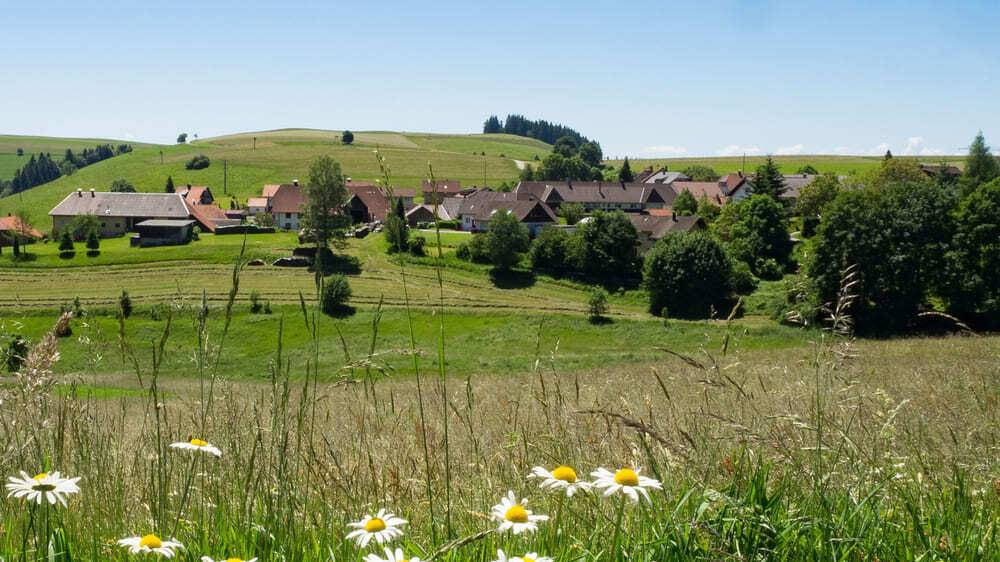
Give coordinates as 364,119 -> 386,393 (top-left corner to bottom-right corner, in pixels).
884,149 -> 893,160
302,156 -> 350,251
807,180 -> 955,333
12,210 -> 33,257
483,115 -> 503,134
384,197 -> 409,253
672,190 -> 698,216
796,164 -> 819,175
696,196 -> 721,223
519,164 -> 535,181
751,156 -> 786,199
110,178 -> 135,193
726,194 -> 794,279
844,158 -> 925,192
177,133 -> 188,144
529,226 -> 570,273
85,227 -> 100,254
58,230 -> 74,253
165,176 -> 175,193
552,136 -> 578,158
16,148 -> 23,156
68,214 -> 100,240
185,155 -> 210,170
557,202 -> 585,225
794,173 -> 841,237
485,209 -> 530,270
681,165 -> 719,182
578,141 -> 603,168
945,177 -> 1000,327
643,232 -> 734,318
587,287 -> 610,322
568,210 -> 640,280
321,275 -> 353,316
537,153 -> 567,181
342,130 -> 354,145
962,131 -> 1000,190
618,157 -> 634,183
119,290 -> 132,318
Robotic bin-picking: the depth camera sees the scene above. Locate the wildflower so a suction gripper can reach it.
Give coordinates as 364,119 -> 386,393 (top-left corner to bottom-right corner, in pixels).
491,491 -> 548,534
528,465 -> 591,497
169,438 -> 222,457
346,508 -> 407,547
492,550 -> 553,562
201,558 -> 258,562
363,546 -> 422,562
590,467 -> 662,504
6,471 -> 81,506
117,534 -> 184,558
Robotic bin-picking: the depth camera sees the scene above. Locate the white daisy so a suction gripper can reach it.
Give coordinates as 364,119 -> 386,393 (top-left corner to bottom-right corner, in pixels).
528,465 -> 591,497
590,467 -> 662,504
5,471 -> 81,506
492,550 -> 554,562
117,534 -> 185,558
363,546 -> 422,562
201,558 -> 258,562
490,490 -> 548,534
345,508 -> 407,547
169,438 -> 222,457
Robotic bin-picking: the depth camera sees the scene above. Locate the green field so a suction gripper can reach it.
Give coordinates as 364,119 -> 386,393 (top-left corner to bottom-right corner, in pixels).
0,129 -> 550,227
0,134 -> 156,183
607,154 -> 966,177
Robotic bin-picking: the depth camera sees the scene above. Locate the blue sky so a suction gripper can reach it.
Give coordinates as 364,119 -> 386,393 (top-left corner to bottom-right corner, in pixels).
3,1 -> 998,157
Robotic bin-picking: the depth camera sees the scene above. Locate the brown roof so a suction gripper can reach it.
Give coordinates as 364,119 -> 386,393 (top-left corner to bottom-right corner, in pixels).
719,173 -> 749,194
261,184 -> 282,198
670,182 -> 726,206
188,203 -> 240,232
182,185 -> 211,205
392,188 -> 417,198
247,197 -> 269,208
406,204 -> 453,222
629,213 -> 706,240
918,164 -> 962,178
0,216 -> 42,239
49,191 -> 190,218
422,180 -> 462,194
347,185 -> 391,222
269,184 -> 307,214
514,181 -> 676,206
457,191 -> 557,222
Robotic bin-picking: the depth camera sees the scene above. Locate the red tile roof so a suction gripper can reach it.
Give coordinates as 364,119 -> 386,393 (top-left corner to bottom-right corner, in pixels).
0,216 -> 42,239
269,184 -> 307,214
670,182 -> 727,206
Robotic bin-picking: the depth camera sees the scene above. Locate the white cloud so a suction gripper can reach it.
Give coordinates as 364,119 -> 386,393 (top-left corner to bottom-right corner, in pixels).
123,132 -> 137,141
867,142 -> 890,156
638,145 -> 689,157
902,136 -> 923,156
919,147 -> 945,156
776,143 -> 804,155
833,146 -> 852,155
716,144 -> 761,157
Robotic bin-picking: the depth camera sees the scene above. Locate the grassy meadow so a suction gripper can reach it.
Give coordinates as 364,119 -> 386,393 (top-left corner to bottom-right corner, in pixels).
606,154 -> 966,177
0,129 -> 547,226
0,135 -> 156,184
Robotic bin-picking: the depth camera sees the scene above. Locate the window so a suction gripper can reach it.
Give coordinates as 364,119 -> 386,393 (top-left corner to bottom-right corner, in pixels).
101,222 -> 106,227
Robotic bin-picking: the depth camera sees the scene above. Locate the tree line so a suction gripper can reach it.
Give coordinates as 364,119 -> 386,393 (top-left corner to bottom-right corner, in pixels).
0,143 -> 132,197
483,114 -> 591,146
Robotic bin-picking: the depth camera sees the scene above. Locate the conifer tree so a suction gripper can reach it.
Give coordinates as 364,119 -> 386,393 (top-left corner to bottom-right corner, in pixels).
963,131 -> 1000,187
165,176 -> 175,193
884,149 -> 893,160
618,157 -> 634,183
751,156 -> 786,200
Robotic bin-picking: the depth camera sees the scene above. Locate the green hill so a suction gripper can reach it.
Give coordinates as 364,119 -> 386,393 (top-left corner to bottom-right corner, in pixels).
607,154 -> 965,177
0,129 -> 552,226
0,134 -> 157,182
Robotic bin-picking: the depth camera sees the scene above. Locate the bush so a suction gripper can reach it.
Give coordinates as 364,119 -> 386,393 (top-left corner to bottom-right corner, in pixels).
529,227 -> 570,273
587,287 -> 609,322
321,275 -> 352,316
731,260 -> 759,295
408,235 -> 426,256
5,334 -> 28,373
85,227 -> 100,254
69,214 -> 100,240
110,178 -> 135,192
342,130 -> 354,145
58,230 -> 74,252
725,195 -> 793,278
643,232 -> 734,318
485,209 -> 530,270
185,155 -> 211,170
457,234 -> 491,264
119,290 -> 132,318
250,290 -> 263,314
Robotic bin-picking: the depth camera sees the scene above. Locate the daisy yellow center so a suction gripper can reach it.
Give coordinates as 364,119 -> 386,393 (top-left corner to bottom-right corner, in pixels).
614,469 -> 639,486
505,505 -> 529,523
364,518 -> 386,532
139,534 -> 162,548
33,473 -> 48,481
524,558 -> 535,562
225,559 -> 245,562
552,465 -> 577,483
189,438 -> 208,447
30,472 -> 56,491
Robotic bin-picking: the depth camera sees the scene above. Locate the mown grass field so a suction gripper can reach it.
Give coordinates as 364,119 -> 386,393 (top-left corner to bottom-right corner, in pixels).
606,154 -> 966,177
0,129 -> 549,226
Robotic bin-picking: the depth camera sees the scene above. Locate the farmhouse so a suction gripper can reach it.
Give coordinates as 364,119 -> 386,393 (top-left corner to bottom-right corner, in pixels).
49,189 -> 190,237
630,212 -> 707,253
918,164 -> 962,180
0,215 -> 43,246
405,203 -> 454,227
247,197 -> 269,216
638,167 -> 691,185
345,185 -> 417,223
669,181 -> 727,206
513,181 -> 677,212
268,183 -> 307,230
181,185 -> 241,232
457,191 -> 557,235
422,180 -> 462,204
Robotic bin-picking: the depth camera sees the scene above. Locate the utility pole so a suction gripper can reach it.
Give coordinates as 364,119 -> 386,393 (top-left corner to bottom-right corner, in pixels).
253,136 -> 256,150
742,152 -> 746,174
224,160 -> 228,194
482,155 -> 487,188
159,150 -> 163,164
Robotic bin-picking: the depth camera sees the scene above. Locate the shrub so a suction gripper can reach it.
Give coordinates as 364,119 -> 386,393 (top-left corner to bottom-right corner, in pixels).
725,195 -> 793,278
250,290 -> 263,314
408,235 -> 426,256
69,214 -> 100,240
321,275 -> 352,316
529,227 -> 570,273
58,230 -> 74,252
587,287 -> 609,322
485,209 -> 530,270
109,178 -> 135,192
185,154 -> 211,170
643,232 -> 734,318
731,260 -> 759,295
5,335 -> 28,373
342,130 -> 354,145
85,227 -> 100,253
118,290 -> 132,319
457,234 -> 491,264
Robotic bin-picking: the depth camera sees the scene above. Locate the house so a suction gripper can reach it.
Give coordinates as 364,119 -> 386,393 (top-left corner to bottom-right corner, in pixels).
49,189 -> 190,237
0,215 -> 43,246
512,181 -> 677,212
457,191 -> 558,235
669,181 -> 727,206
181,185 -> 240,232
422,180 -> 462,204
268,184 -> 307,230
918,164 -> 962,180
738,173 -> 823,200
633,166 -> 655,183
247,197 -> 269,216
629,212 -> 707,253
180,185 -> 213,205
130,219 -> 196,247
640,168 -> 691,185
261,184 -> 283,199
405,204 -> 454,227
391,188 -> 416,206
346,185 -> 391,224
719,173 -> 754,200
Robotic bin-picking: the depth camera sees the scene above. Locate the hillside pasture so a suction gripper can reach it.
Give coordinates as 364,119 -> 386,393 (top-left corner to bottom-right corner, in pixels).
0,134 -> 155,183
607,154 -> 966,177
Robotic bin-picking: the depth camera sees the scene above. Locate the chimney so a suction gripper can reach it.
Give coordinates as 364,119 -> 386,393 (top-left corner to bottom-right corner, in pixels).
293,179 -> 299,187
90,188 -> 95,197
77,188 -> 83,197
672,211 -> 676,221
187,183 -> 192,188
